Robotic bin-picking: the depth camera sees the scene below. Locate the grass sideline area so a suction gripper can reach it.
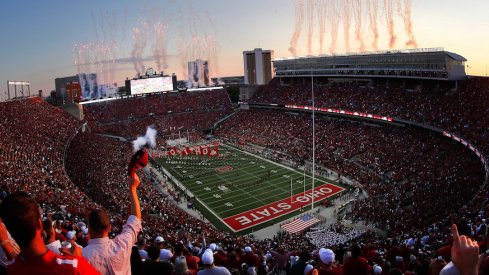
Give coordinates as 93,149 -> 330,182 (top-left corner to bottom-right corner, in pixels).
156,144 -> 350,234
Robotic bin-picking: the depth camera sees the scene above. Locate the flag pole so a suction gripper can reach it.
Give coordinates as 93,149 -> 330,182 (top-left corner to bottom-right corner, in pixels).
303,166 -> 306,195
290,177 -> 293,204
311,68 -> 315,212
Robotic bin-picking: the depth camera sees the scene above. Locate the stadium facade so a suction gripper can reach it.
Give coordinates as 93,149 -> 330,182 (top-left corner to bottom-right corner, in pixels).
273,48 -> 467,81
243,48 -> 274,85
188,59 -> 211,88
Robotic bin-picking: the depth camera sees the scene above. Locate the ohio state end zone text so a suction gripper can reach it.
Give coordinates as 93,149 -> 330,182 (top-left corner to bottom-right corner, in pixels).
223,183 -> 344,232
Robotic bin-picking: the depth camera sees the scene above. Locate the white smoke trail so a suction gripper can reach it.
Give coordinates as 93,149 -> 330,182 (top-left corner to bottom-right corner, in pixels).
178,9 -> 189,80
73,43 -> 82,75
132,126 -> 158,152
317,0 -> 327,54
131,28 -> 142,74
396,0 -> 402,16
153,22 -> 169,72
383,0 -> 397,49
91,10 -> 99,44
108,10 -> 117,87
352,0 -> 365,52
131,21 -> 149,75
205,11 -> 220,79
119,7 -> 128,51
366,0 -> 379,50
288,0 -> 305,57
402,0 -> 417,48
306,0 -> 315,55
342,0 -> 352,52
174,1 -> 222,85
328,0 -> 340,54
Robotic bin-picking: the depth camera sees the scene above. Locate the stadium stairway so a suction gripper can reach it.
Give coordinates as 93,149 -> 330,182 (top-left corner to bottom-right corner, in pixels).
211,111 -> 239,129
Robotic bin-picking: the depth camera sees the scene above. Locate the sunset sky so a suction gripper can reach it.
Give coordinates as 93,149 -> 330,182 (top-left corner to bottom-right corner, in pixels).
1,0 -> 488,99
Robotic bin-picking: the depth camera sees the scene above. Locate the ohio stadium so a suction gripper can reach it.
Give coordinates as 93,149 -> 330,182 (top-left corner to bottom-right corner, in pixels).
1,47 -> 488,274
1,0 -> 489,273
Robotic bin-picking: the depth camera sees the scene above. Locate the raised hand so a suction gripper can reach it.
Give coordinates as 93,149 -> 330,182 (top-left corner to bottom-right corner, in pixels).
451,224 -> 479,275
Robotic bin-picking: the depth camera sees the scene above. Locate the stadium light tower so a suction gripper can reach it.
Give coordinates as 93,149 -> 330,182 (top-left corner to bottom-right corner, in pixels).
7,80 -> 31,100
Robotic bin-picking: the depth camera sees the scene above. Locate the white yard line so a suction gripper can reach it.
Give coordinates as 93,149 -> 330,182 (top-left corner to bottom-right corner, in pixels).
186,150 -> 338,215
202,174 -> 293,208
222,144 -> 332,185
158,144 -> 344,232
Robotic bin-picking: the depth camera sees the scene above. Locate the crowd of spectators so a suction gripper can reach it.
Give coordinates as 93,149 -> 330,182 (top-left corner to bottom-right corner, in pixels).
0,97 -> 100,218
215,109 -> 486,236
65,132 -> 225,241
249,77 -> 489,159
84,89 -> 233,147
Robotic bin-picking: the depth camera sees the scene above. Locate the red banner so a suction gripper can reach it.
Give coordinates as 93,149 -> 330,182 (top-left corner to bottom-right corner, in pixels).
223,183 -> 344,232
166,145 -> 220,158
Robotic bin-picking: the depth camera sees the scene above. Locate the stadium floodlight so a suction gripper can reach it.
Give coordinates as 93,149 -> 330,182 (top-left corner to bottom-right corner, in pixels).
8,81 -> 30,85
7,80 -> 30,100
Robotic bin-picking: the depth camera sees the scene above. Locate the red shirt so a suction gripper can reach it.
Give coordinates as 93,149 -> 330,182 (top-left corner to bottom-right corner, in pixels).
8,250 -> 100,275
317,265 -> 344,275
343,257 -> 370,275
241,252 -> 259,267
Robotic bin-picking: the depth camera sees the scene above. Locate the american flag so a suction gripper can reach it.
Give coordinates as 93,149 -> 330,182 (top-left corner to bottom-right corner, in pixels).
281,214 -> 320,234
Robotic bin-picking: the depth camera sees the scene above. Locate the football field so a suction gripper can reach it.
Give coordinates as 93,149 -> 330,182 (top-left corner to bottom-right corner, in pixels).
156,144 -> 347,233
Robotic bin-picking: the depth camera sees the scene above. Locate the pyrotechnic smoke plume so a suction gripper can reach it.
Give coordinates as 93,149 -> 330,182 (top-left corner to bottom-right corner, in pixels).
306,0 -> 315,55
384,0 -> 397,49
153,22 -> 169,72
328,0 -> 340,54
367,0 -> 379,50
352,0 -> 365,52
402,0 -> 417,48
176,1 -> 222,83
132,21 -> 149,74
316,0 -> 327,54
342,0 -> 352,52
289,0 -> 305,56
205,11 -> 221,79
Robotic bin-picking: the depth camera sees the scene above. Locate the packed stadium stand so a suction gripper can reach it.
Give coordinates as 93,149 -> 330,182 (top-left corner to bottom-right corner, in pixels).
215,109 -> 485,234
249,77 -> 489,158
83,89 -> 233,143
0,97 -> 100,217
1,78 -> 489,274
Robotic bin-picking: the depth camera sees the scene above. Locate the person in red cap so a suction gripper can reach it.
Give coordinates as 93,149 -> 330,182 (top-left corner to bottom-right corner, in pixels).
0,192 -> 100,275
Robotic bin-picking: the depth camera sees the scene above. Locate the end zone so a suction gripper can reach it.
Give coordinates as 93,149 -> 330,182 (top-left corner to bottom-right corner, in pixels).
223,182 -> 345,232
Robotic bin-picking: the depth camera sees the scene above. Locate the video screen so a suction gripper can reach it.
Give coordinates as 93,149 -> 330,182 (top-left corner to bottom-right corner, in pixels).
130,76 -> 173,95
78,73 -> 117,100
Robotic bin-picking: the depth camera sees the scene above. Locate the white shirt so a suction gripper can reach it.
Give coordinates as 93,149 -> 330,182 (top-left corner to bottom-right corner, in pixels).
159,248 -> 173,261
139,249 -> 148,261
83,215 -> 142,275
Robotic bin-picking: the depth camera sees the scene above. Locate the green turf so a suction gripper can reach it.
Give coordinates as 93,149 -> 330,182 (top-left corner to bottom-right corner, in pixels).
156,144 -> 349,233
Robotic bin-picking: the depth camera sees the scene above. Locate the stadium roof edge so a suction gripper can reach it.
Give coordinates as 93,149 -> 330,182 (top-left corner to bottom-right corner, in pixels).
445,51 -> 467,62
273,48 -> 468,61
